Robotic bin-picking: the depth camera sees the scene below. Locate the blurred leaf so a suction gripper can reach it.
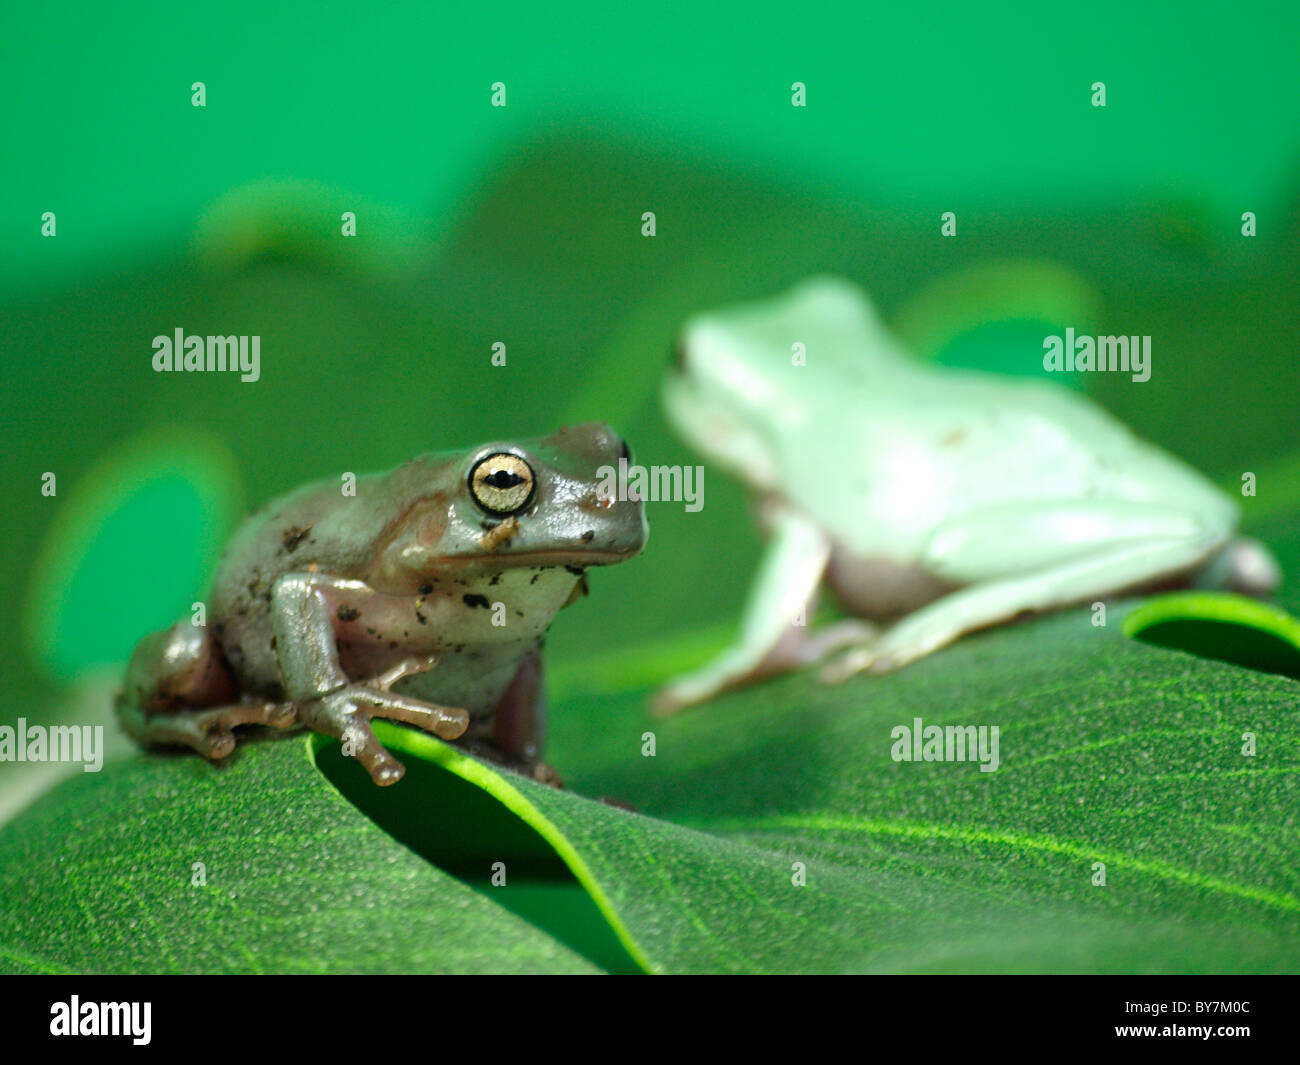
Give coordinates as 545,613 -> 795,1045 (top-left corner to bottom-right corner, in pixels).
193,178 -> 427,280
22,427 -> 241,682
890,258 -> 1103,374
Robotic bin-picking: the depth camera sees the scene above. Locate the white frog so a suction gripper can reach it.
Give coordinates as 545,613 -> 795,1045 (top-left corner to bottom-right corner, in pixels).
655,275 -> 1280,712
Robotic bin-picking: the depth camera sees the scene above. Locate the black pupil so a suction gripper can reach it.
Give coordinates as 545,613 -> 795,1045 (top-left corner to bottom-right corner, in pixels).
486,469 -> 522,489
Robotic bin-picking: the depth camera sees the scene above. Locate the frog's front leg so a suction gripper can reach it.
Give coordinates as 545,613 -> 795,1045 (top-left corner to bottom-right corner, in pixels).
821,502 -> 1232,683
652,508 -> 874,715
270,573 -> 469,785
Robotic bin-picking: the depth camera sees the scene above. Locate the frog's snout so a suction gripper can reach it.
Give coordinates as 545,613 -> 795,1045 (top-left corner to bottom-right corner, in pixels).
578,484 -> 648,558
529,422 -> 648,559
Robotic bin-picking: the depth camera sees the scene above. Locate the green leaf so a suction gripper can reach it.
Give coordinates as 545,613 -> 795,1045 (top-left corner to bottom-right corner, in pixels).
0,737 -> 599,974
1125,592 -> 1300,682
4,604 -> 1295,974
548,607 -> 1300,973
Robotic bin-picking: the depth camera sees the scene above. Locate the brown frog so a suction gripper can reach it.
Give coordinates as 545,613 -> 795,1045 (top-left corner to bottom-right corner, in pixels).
116,424 -> 647,785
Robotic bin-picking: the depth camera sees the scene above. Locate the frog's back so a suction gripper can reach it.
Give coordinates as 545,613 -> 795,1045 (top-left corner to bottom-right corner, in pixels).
208,461 -> 439,690
689,276 -> 1235,561
782,362 -> 1235,558
892,364 -> 1224,499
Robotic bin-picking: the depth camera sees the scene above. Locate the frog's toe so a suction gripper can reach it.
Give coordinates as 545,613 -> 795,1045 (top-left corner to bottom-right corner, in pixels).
817,645 -> 878,685
649,687 -> 678,716
302,685 -> 467,785
367,690 -> 469,741
530,762 -> 564,788
117,698 -> 295,760
367,654 -> 441,692
301,694 -> 407,785
649,684 -> 695,717
339,720 -> 407,786
196,701 -> 297,757
867,655 -> 901,675
202,730 -> 237,759
215,700 -> 297,731
650,670 -> 729,715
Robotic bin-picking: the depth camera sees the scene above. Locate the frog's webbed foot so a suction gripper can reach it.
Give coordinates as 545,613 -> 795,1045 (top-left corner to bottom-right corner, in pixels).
116,698 -> 297,760
654,617 -> 878,714
819,643 -> 883,685
300,682 -> 469,786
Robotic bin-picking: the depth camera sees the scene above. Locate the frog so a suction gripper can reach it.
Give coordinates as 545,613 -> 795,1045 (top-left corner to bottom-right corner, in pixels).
654,275 -> 1280,713
116,423 -> 647,784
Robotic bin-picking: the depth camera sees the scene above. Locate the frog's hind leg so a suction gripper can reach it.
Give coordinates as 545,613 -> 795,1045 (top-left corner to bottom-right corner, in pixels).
115,621 -> 296,759
478,650 -> 563,786
116,699 -> 296,760
653,508 -> 859,714
820,524 -> 1227,684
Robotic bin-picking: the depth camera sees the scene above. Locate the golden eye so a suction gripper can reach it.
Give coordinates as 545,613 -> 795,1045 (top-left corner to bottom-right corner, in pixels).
469,452 -> 535,515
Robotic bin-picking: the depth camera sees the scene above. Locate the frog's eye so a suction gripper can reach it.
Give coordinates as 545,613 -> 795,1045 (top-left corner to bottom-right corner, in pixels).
469,453 -> 535,516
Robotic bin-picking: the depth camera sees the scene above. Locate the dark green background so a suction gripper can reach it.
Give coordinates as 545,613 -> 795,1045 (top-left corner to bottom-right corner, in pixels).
4,0 -> 1299,700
